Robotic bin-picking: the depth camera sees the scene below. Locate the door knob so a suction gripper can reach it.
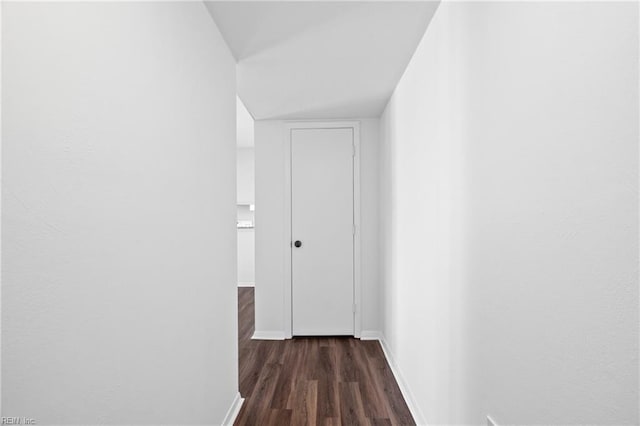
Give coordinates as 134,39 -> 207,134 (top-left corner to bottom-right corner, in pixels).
294,240 -> 302,248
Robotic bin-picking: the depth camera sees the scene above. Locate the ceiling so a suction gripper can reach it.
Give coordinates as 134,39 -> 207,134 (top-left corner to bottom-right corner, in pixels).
205,1 -> 440,120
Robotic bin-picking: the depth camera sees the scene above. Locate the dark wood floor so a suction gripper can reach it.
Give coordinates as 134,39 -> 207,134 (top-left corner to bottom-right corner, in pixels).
235,287 -> 415,426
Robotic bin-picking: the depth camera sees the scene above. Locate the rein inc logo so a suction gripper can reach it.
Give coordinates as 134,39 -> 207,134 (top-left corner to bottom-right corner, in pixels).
1,418 -> 36,425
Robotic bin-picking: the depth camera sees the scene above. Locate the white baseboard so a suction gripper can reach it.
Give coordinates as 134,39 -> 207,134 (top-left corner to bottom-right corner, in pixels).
378,335 -> 428,426
359,330 -> 381,340
221,391 -> 244,426
238,282 -> 255,287
252,330 -> 286,340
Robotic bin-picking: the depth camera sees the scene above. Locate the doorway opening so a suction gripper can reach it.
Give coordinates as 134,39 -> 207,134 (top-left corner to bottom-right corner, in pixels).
236,96 -> 255,381
236,96 -> 255,288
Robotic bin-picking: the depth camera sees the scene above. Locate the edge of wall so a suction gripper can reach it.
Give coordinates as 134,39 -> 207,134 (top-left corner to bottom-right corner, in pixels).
238,282 -> 255,287
378,335 -> 429,426
221,392 -> 244,426
252,330 -> 286,340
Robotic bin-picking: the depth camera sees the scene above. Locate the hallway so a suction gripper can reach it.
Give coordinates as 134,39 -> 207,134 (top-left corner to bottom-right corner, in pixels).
235,288 -> 414,425
2,1 -> 638,424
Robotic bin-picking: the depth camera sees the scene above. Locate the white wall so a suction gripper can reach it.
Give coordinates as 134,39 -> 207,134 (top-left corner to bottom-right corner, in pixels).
379,4 -> 458,423
380,2 -> 639,425
255,119 -> 379,337
237,148 -> 255,204
254,120 -> 286,336
2,2 -> 239,424
237,228 -> 255,285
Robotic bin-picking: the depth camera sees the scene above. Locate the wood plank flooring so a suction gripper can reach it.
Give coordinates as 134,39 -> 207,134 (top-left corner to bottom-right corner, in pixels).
236,287 -> 415,426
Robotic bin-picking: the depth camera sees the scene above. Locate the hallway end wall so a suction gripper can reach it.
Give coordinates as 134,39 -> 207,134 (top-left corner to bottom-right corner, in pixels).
379,2 -> 639,425
254,119 -> 380,337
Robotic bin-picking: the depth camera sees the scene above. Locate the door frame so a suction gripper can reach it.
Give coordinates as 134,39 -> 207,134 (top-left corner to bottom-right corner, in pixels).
283,121 -> 361,339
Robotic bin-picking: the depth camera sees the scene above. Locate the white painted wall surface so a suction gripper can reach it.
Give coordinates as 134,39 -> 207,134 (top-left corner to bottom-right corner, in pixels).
379,2 -> 639,425
2,2 -> 239,424
379,4 -> 459,423
237,148 -> 255,204
254,120 -> 286,337
237,229 -> 255,285
255,119 -> 379,337
359,121 -> 381,336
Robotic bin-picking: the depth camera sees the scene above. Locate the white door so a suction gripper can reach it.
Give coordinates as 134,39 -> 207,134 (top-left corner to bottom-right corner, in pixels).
291,127 -> 354,336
